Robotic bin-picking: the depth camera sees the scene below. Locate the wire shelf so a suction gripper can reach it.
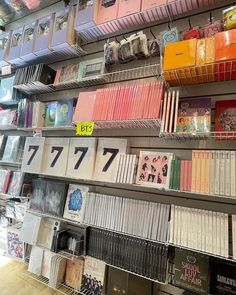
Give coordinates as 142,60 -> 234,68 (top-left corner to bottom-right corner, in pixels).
0,125 -> 17,131
23,271 -> 84,295
160,131 -> 236,140
14,62 -> 161,95
77,0 -> 218,41
94,118 -> 161,129
164,60 -> 236,87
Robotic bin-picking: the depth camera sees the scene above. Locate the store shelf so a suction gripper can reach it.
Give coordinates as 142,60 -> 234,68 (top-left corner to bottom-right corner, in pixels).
0,193 -> 30,200
159,131 -> 236,140
164,59 -> 236,87
23,271 -> 83,295
10,43 -> 86,70
13,62 -> 162,95
0,125 -> 17,131
77,0 -> 221,42
0,161 -> 21,167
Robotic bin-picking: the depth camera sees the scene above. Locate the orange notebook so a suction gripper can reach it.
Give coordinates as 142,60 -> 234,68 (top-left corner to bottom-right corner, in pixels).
215,29 -> 236,62
163,39 -> 197,71
73,92 -> 96,123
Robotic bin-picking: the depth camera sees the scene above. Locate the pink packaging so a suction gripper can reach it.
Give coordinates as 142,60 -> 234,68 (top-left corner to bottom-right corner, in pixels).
204,21 -> 223,37
96,0 -> 119,24
118,0 -> 141,18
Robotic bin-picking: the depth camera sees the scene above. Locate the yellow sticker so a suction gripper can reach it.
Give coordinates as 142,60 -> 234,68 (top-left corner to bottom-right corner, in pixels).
76,122 -> 95,136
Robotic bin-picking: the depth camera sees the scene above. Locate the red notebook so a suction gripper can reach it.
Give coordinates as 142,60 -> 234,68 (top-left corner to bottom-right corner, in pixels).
2,170 -> 13,194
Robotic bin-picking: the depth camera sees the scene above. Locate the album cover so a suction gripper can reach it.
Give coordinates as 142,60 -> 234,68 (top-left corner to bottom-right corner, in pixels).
0,76 -> 15,104
136,151 -> 174,189
215,100 -> 236,133
149,39 -> 160,56
7,171 -> 24,196
65,257 -> 84,290
176,98 -> 211,133
174,248 -> 209,295
78,57 -> 106,81
30,179 -> 47,212
11,28 -> 23,47
63,184 -> 88,222
81,256 -> 106,295
6,227 -> 24,261
0,169 -> 9,192
2,136 -> 21,162
55,99 -> 75,126
44,102 -> 57,127
45,181 -> 68,217
59,64 -> 79,83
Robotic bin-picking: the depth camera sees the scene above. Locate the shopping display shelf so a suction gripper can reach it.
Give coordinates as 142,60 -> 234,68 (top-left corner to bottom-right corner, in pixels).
0,193 -> 29,200
77,0 -> 222,42
13,62 -> 162,95
8,43 -> 86,70
0,125 -> 17,131
159,131 -> 236,140
0,160 -> 21,167
164,59 -> 236,87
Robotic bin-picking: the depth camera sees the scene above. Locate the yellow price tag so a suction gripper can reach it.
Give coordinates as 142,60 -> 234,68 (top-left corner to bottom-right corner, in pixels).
76,122 -> 95,136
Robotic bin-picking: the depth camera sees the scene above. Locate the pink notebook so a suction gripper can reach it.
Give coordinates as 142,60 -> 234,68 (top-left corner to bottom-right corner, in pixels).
118,0 -> 141,18
141,0 -> 167,11
187,160 -> 192,192
180,160 -> 185,191
141,83 -> 151,119
73,92 -> 96,122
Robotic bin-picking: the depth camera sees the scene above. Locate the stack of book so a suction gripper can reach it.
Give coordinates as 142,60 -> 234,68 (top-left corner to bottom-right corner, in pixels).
116,154 -> 137,184
1,135 -> 25,163
88,227 -> 169,283
169,205 -> 229,257
169,160 -> 192,191
161,94 -> 211,135
83,193 -> 170,242
0,169 -> 28,197
73,81 -> 164,123
13,64 -> 56,93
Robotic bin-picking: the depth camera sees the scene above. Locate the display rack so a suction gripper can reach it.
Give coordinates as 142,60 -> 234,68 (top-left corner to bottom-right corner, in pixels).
159,131 -> 236,140
164,59 -> 236,87
78,0 -> 221,41
13,62 -> 162,95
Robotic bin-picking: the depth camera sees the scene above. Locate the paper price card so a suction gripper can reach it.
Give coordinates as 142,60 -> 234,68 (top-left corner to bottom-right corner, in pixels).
21,137 -> 45,174
76,122 -> 95,136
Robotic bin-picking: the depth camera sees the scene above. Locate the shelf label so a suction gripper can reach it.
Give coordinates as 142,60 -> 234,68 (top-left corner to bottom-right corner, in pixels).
76,122 -> 95,136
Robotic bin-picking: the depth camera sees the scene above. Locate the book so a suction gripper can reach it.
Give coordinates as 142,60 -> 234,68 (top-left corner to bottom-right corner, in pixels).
7,171 -> 24,196
63,184 -> 88,222
28,246 -> 44,275
174,248 -> 210,295
176,98 -> 211,133
215,100 -> 236,139
73,91 -> 96,123
65,258 -> 84,290
136,151 -> 174,190
81,256 -> 106,294
6,226 -> 25,261
2,136 -> 21,162
44,102 -> 57,127
55,98 -> 75,126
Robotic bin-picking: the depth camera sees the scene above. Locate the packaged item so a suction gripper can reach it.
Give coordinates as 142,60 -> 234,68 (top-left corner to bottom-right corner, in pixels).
215,29 -> 236,61
203,20 -> 223,37
161,27 -> 179,47
149,39 -> 160,56
183,27 -> 202,40
118,38 -> 135,63
104,40 -> 119,64
223,5 -> 236,30
129,31 -> 149,59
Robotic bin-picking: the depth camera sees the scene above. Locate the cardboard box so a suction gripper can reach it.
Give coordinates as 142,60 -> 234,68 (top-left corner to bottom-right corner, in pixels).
96,0 -> 119,24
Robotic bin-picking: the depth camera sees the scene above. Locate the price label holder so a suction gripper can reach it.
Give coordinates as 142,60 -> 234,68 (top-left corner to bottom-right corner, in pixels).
76,122 -> 95,136
93,138 -> 128,183
21,137 -> 46,174
66,138 -> 97,180
42,138 -> 70,176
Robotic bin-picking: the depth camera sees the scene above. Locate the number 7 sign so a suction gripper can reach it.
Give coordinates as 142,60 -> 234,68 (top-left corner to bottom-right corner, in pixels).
93,138 -> 128,182
21,137 -> 46,173
42,138 -> 70,176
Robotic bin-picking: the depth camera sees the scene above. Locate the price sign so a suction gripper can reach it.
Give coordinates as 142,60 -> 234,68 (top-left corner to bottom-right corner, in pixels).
76,122 -> 95,136
93,138 -> 128,183
42,138 -> 70,176
21,137 -> 45,173
66,138 -> 97,180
